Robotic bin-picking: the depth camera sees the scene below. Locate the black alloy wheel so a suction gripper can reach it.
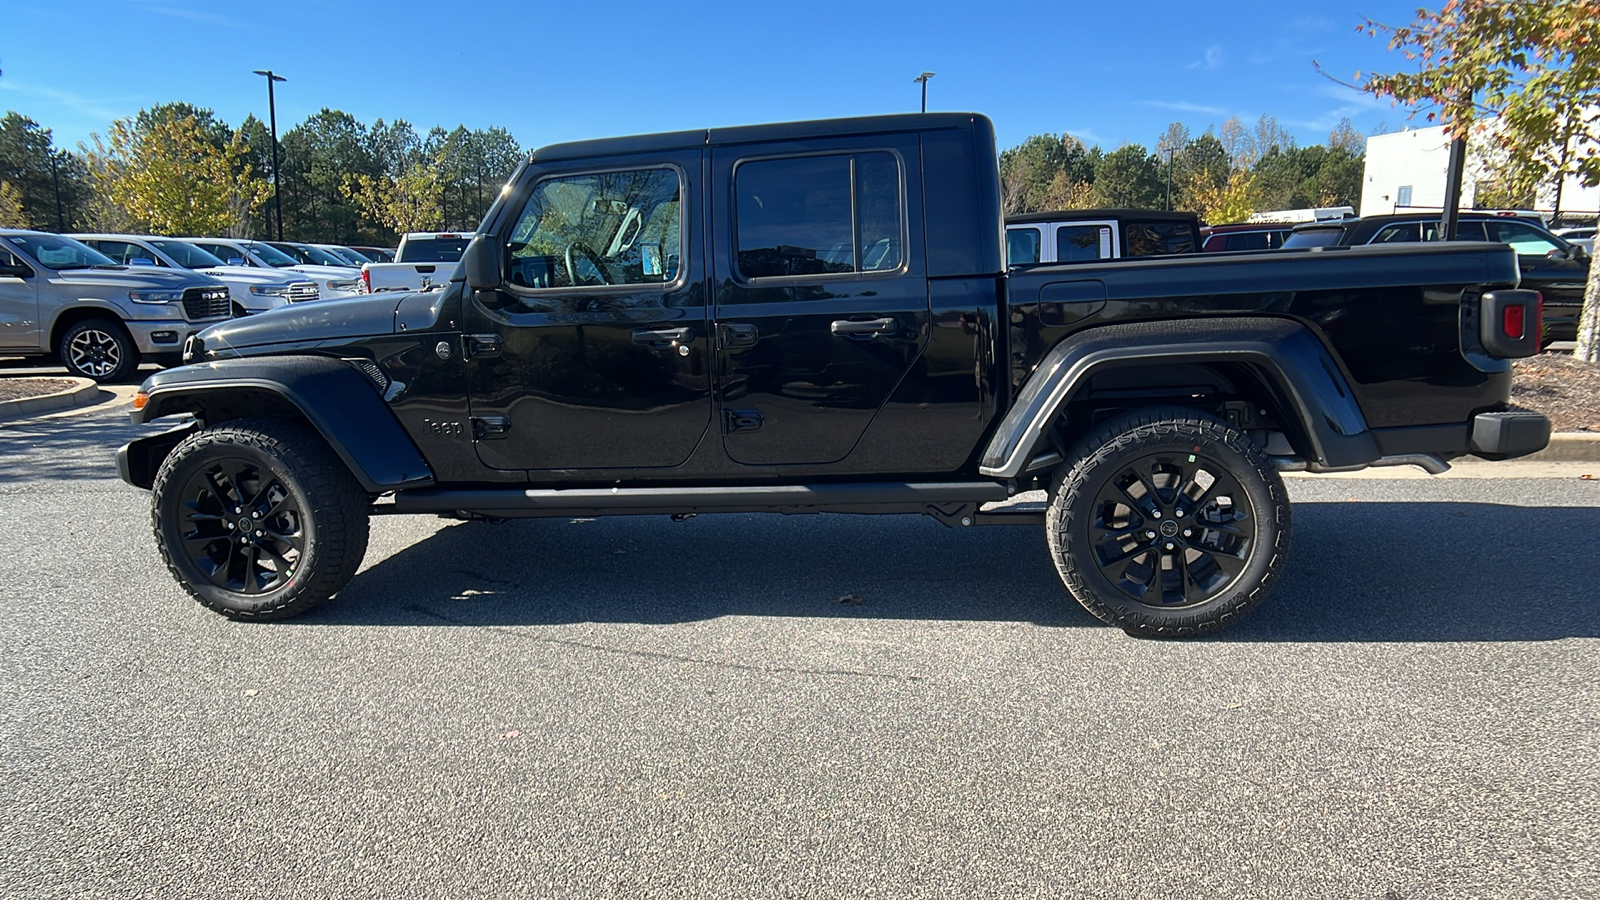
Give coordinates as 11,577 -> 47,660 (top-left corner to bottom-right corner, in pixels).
1085,451 -> 1254,608
175,456 -> 305,595
1047,407 -> 1291,637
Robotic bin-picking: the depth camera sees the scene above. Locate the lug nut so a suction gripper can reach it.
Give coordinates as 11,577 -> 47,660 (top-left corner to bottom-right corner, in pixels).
251,512 -> 260,519
1165,542 -> 1175,550
1145,530 -> 1156,539
1175,509 -> 1185,517
226,522 -> 234,530
254,530 -> 263,537
1183,529 -> 1192,537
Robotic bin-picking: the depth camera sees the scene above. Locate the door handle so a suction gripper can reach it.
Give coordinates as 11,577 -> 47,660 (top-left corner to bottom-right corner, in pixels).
830,317 -> 897,337
631,326 -> 693,349
720,323 -> 759,348
464,333 -> 501,359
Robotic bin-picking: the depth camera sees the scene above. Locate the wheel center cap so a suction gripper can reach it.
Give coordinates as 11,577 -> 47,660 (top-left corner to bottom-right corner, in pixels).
238,517 -> 254,532
1159,520 -> 1180,538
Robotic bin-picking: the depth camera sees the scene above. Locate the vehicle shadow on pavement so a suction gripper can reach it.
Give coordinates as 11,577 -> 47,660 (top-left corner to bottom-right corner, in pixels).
304,500 -> 1600,642
0,404 -> 159,484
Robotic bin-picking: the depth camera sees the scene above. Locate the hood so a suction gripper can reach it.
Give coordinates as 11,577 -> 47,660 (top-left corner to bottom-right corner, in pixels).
290,264 -> 363,279
194,265 -> 306,286
46,266 -> 223,291
195,291 -> 413,357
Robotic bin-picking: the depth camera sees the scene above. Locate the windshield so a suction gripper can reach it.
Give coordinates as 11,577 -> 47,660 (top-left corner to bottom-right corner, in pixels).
149,240 -> 227,269
1281,228 -> 1344,249
284,243 -> 354,267
328,246 -> 371,266
238,241 -> 300,267
4,233 -> 119,269
400,237 -> 471,263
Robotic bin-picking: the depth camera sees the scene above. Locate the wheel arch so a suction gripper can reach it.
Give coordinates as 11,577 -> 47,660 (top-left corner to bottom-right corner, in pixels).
49,304 -> 130,352
980,318 -> 1377,479
125,355 -> 434,494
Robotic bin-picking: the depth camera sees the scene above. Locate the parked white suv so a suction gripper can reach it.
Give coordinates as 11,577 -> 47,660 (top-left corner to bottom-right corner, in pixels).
0,230 -> 231,381
70,234 -> 319,316
181,238 -> 364,299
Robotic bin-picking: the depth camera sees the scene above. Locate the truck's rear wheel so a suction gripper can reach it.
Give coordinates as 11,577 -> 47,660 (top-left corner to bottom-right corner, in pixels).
151,418 -> 370,620
1046,407 -> 1291,637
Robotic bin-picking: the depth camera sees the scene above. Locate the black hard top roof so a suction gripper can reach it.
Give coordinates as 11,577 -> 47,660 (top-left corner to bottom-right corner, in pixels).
530,113 -> 987,163
1006,209 -> 1200,226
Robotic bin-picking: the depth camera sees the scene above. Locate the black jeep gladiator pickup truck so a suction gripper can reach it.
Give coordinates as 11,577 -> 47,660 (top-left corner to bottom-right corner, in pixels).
117,113 -> 1550,637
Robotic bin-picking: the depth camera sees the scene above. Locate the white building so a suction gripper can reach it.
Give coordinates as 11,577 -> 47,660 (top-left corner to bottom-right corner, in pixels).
1362,123 -> 1600,223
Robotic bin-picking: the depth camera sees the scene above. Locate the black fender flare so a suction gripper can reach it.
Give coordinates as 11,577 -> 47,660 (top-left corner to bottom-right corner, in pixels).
978,318 -> 1377,478
124,355 -> 435,493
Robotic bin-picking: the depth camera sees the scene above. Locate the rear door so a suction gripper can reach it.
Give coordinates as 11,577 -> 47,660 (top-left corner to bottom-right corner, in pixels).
462,151 -> 712,471
710,135 -> 928,466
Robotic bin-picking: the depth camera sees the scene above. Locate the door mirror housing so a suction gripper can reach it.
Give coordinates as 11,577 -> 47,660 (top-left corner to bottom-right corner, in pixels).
460,233 -> 502,290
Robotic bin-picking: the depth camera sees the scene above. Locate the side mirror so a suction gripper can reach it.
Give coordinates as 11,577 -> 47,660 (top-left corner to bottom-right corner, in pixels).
460,233 -> 502,290
0,263 -> 31,279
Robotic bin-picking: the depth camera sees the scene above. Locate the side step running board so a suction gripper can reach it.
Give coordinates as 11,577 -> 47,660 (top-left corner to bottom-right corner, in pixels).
387,481 -> 1012,524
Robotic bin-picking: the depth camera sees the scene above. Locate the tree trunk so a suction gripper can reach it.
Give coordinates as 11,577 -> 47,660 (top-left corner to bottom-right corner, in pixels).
1574,213 -> 1600,363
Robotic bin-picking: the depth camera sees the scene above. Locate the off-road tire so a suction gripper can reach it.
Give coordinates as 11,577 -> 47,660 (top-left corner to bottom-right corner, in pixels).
1046,406 -> 1291,638
151,418 -> 370,620
58,318 -> 140,383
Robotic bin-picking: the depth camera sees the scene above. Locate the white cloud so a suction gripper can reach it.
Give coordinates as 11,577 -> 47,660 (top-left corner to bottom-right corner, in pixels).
136,4 -> 245,28
0,80 -> 128,124
1188,45 -> 1228,71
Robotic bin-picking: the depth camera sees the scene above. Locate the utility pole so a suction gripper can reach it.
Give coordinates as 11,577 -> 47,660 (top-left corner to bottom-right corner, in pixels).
1164,148 -> 1175,211
49,151 -> 64,230
252,69 -> 287,240
914,72 -> 935,113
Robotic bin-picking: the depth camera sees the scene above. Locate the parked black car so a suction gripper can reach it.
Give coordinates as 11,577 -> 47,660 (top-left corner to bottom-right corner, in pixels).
1283,213 -> 1589,343
117,113 -> 1548,638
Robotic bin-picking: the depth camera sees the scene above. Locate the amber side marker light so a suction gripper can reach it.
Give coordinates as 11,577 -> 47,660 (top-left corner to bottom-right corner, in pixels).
133,391 -> 148,411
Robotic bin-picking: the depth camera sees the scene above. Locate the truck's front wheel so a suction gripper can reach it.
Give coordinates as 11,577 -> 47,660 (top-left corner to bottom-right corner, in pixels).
1047,407 -> 1291,637
151,418 -> 370,620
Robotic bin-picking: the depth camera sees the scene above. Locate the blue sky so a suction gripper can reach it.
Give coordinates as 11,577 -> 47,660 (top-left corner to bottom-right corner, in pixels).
1,0 -> 1435,156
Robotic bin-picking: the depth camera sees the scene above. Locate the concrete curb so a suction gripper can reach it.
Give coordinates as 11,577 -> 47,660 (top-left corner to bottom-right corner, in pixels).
1518,432 -> 1600,462
0,378 -> 105,420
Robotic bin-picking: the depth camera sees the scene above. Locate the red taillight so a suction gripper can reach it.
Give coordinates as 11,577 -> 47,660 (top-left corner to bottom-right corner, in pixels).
1503,304 -> 1526,339
360,267 -> 370,293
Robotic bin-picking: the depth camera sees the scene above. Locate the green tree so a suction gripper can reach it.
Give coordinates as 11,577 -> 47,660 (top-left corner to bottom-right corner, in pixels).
0,180 -> 27,227
0,112 -> 92,230
1090,144 -> 1163,209
1359,0 -> 1600,360
999,133 -> 1094,214
84,110 -> 271,235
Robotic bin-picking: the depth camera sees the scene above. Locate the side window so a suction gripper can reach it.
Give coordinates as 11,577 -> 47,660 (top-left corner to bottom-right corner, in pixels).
1056,225 -> 1110,262
1006,227 -> 1041,265
93,241 -> 146,265
507,167 -> 682,291
1228,232 -> 1270,251
1372,224 -> 1421,243
734,151 -> 903,280
1125,223 -> 1195,256
1489,222 -> 1563,255
1396,185 -> 1414,207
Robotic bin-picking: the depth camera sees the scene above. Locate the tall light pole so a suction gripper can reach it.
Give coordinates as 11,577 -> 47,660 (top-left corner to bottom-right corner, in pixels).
252,69 -> 287,240
914,72 -> 935,113
1164,148 -> 1175,211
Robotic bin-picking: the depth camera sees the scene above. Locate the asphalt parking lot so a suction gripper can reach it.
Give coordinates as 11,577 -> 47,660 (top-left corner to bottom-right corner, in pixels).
2,387 -> 1598,899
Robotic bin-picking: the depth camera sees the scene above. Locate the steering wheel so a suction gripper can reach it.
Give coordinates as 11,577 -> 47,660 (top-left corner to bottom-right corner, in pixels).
565,242 -> 610,286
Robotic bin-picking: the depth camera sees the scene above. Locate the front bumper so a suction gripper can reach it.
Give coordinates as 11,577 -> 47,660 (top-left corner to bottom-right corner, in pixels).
1470,410 -> 1551,460
125,319 -> 218,355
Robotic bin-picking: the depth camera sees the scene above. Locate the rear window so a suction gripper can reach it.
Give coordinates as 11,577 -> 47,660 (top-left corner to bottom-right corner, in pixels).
1124,222 -> 1197,257
1281,228 -> 1344,249
399,237 -> 472,263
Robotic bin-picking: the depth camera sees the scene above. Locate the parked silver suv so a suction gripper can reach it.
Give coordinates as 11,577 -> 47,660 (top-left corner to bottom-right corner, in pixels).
0,230 -> 232,382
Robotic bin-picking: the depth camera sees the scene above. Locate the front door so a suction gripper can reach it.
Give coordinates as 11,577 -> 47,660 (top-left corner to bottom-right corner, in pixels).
0,246 -> 39,351
464,152 -> 711,472
711,138 -> 929,466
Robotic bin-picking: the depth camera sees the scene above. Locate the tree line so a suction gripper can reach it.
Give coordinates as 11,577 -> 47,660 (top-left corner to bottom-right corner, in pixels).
0,104 -> 524,245
1000,115 -> 1367,222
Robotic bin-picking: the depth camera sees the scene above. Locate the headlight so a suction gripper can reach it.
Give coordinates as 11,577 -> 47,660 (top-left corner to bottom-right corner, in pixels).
325,279 -> 361,292
249,284 -> 293,297
128,290 -> 184,304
